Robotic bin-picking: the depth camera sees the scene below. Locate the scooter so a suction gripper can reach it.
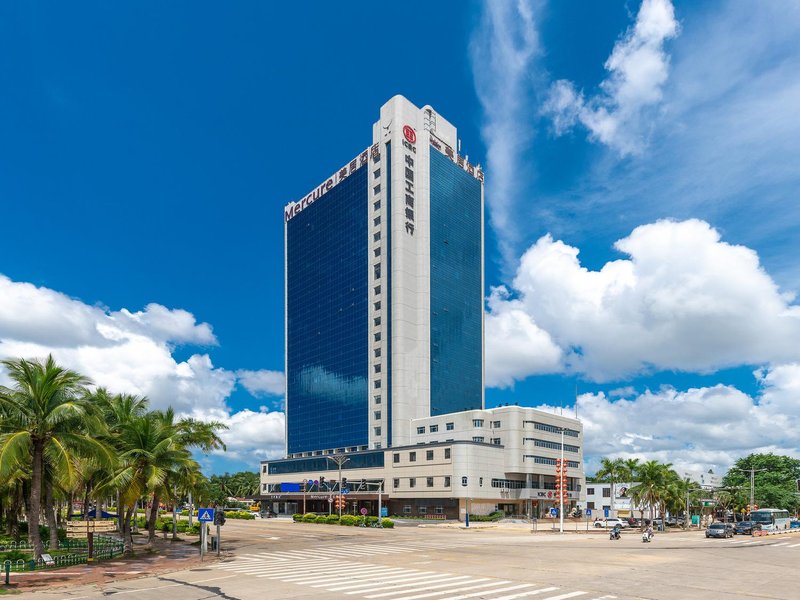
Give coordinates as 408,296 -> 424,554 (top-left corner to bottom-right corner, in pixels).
642,530 -> 653,543
609,528 -> 621,540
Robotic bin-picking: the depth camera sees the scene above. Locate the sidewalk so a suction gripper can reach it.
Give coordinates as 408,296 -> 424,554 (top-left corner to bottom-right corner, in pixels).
6,532 -> 219,593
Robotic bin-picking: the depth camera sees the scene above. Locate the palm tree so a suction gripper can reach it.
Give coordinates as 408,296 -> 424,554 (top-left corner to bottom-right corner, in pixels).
0,356 -> 111,558
629,460 -> 674,523
595,458 -> 626,516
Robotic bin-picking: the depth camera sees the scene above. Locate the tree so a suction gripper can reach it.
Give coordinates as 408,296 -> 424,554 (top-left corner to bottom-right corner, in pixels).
629,460 -> 673,522
721,453 -> 800,512
595,458 -> 626,515
0,356 -> 111,559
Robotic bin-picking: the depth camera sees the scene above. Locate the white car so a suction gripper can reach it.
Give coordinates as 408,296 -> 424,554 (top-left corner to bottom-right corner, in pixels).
594,518 -> 629,529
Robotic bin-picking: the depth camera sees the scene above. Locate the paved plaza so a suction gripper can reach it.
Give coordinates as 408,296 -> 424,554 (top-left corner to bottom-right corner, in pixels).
22,519 -> 799,600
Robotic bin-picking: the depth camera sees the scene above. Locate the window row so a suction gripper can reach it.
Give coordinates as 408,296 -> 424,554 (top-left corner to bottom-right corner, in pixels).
393,448 -> 451,463
523,455 -> 580,468
524,438 -> 580,453
402,505 -> 445,515
394,476 -> 451,489
524,421 -> 580,437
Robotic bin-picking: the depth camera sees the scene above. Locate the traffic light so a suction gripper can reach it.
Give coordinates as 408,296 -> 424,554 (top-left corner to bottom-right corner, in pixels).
214,510 -> 226,526
341,477 -> 348,490
319,476 -> 326,490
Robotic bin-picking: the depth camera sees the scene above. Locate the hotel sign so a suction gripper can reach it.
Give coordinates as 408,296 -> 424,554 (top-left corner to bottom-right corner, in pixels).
429,133 -> 484,182
284,144 -> 381,222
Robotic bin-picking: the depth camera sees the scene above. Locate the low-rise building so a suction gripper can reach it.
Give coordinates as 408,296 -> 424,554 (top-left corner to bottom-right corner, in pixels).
260,405 -> 586,521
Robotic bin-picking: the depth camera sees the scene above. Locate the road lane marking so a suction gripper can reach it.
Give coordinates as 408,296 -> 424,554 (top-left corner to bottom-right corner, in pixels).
491,589 -> 561,600
365,577 -> 478,598
388,580 -> 513,600
541,593 -> 587,600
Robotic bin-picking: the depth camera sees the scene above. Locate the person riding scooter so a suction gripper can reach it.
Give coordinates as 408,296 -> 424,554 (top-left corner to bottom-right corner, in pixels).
642,525 -> 654,543
610,524 -> 621,540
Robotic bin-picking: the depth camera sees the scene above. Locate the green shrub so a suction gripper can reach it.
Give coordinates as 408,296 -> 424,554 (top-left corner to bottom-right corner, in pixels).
224,510 -> 255,520
292,513 -> 303,522
315,515 -> 328,524
0,550 -> 28,562
302,513 -> 318,523
325,514 -> 340,524
339,515 -> 358,526
467,511 -> 504,522
189,522 -> 203,535
366,516 -> 378,525
380,518 -> 394,528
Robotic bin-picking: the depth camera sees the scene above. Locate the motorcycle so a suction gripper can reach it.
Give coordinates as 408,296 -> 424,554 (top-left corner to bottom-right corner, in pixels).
642,530 -> 654,543
609,528 -> 621,540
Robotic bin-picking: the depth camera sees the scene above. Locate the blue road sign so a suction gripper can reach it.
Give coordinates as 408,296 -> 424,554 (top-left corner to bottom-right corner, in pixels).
549,507 -> 558,517
604,508 -> 610,518
585,508 -> 592,517
342,488 -> 349,495
198,508 -> 215,522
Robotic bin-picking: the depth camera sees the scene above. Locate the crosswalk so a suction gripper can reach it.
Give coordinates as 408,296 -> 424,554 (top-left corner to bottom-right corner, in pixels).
216,543 -> 616,600
704,537 -> 800,549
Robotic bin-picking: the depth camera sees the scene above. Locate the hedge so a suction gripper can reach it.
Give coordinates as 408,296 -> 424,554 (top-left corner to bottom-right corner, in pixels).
467,510 -> 504,522
291,513 -> 394,528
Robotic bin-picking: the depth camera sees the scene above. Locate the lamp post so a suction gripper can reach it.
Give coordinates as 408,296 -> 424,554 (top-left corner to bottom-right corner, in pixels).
684,487 -> 704,530
326,454 -> 350,518
559,427 -> 565,534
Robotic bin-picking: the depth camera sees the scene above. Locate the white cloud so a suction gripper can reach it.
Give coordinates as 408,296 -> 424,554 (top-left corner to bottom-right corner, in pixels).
542,0 -> 679,155
533,364 -> 800,475
470,0 -> 542,266
217,409 -> 285,462
236,369 -> 285,397
486,219 -> 800,384
0,273 -> 285,464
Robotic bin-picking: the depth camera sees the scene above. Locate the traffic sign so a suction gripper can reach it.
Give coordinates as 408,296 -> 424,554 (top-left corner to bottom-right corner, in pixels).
549,508 -> 558,517
198,508 -> 215,522
342,488 -> 349,495
604,508 -> 609,518
585,508 -> 592,517
360,508 -> 368,516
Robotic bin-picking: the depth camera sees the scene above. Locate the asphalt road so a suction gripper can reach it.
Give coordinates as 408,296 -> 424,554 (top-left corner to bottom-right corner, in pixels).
27,519 -> 800,600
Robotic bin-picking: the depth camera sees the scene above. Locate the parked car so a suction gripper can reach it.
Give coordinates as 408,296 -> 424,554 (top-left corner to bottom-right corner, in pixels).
594,518 -> 629,529
625,517 -> 640,527
706,522 -> 733,538
733,521 -> 760,535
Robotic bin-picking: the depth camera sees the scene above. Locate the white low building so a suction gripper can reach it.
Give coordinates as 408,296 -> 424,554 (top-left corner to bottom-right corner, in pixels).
260,405 -> 586,521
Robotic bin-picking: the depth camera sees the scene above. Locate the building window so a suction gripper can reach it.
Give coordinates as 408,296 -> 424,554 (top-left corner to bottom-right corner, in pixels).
426,477 -> 434,488
603,488 -> 611,498
374,264 -> 381,279
587,487 -> 594,495
374,347 -> 381,358
472,436 -> 484,443
394,478 -> 400,488
262,465 -> 267,474
417,426 -> 425,434
418,505 -> 427,514
374,379 -> 381,389
393,453 -> 400,463
374,364 -> 381,373
374,442 -> 381,449
374,332 -> 381,342
472,419 -> 484,428
603,505 -> 611,511
446,422 -> 454,431
429,424 -> 438,433
491,438 -> 501,445
373,232 -> 381,242
373,216 -> 381,227
426,450 -> 434,460
461,476 -> 468,487
373,394 -> 381,404
587,502 -> 595,510
409,452 -> 416,462
444,477 -> 451,488
374,427 -> 381,436
373,200 -> 381,211
374,285 -> 381,295
492,420 -> 501,428
373,185 -> 381,195
444,448 -> 451,459
409,478 -> 416,488
403,505 -> 412,514
374,411 -> 381,420
374,247 -> 381,257
374,168 -> 381,178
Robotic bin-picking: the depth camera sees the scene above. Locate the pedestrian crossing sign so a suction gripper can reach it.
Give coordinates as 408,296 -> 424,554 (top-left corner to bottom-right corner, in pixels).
198,508 -> 216,522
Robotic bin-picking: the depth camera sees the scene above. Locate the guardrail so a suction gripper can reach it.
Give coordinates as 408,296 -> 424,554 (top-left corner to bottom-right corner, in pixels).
1,535 -> 124,573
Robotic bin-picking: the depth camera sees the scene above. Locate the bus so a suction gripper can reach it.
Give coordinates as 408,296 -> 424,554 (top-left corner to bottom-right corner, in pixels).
750,508 -> 792,531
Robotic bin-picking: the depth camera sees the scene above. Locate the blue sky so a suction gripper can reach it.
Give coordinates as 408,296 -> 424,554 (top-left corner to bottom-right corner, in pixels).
2,1 -> 799,475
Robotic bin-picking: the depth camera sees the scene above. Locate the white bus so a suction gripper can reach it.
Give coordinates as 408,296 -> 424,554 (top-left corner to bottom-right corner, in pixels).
750,508 -> 792,531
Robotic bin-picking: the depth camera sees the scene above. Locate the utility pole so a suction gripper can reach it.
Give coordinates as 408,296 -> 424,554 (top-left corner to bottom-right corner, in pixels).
326,454 -> 350,518
559,427 -> 565,534
377,479 -> 383,524
733,467 -> 767,510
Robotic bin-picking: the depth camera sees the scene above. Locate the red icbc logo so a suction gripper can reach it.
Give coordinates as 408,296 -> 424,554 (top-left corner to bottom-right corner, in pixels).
403,125 -> 416,144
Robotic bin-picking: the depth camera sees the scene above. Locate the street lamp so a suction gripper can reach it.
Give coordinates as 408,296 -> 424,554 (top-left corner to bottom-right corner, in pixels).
326,454 -> 350,518
559,427 -> 565,534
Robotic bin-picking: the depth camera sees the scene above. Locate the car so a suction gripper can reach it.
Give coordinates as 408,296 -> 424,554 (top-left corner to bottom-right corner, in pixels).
706,522 -> 733,538
733,521 -> 760,535
594,518 -> 629,529
625,517 -> 640,527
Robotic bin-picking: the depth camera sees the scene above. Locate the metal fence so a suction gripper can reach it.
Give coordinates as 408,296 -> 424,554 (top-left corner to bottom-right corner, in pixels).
1,535 -> 124,572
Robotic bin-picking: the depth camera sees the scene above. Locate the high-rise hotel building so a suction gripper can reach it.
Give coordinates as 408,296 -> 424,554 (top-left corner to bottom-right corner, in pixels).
263,96 -> 585,520
285,95 -> 484,456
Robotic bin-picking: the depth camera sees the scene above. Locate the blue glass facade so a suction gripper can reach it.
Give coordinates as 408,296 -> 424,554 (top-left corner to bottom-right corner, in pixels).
286,166 -> 368,454
429,149 -> 483,415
